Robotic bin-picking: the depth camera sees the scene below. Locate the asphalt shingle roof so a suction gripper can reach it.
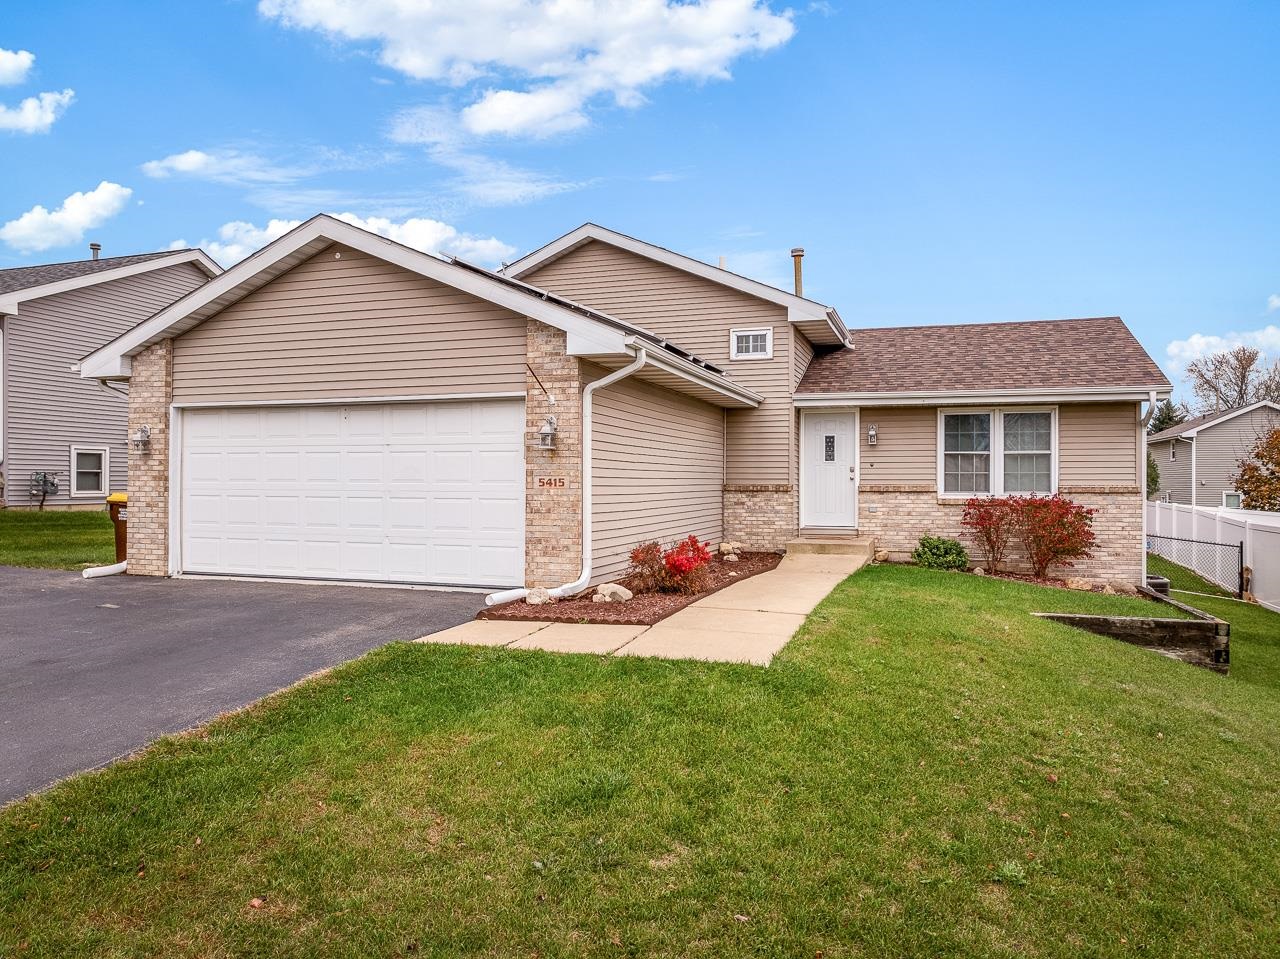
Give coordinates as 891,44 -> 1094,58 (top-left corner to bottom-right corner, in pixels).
0,251 -> 190,297
797,317 -> 1170,395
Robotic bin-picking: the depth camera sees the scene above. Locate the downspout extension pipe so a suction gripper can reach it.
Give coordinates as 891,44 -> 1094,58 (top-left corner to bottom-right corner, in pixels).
485,347 -> 649,607
83,560 -> 127,578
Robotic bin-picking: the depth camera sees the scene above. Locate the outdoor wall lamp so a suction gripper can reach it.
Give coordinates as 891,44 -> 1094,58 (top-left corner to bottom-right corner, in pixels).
535,415 -> 558,449
130,425 -> 152,451
867,424 -> 878,446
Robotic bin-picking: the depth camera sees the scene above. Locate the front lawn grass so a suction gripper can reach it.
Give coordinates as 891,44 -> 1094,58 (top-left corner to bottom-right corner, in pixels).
0,509 -> 114,570
5,565 -> 1280,957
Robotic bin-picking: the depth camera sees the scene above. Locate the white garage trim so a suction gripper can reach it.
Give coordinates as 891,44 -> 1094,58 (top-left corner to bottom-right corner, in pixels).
171,391 -> 526,410
173,397 -> 525,588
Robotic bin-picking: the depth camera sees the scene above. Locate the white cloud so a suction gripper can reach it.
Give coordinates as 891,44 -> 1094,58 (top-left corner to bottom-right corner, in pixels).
142,149 -> 298,185
0,48 -> 35,86
0,181 -> 132,253
1267,294 -> 1280,313
1165,325 -> 1280,375
191,213 -> 515,267
259,0 -> 795,136
0,88 -> 74,134
389,105 -> 584,205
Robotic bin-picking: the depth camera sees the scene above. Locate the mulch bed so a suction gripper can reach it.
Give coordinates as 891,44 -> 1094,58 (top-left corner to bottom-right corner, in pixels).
478,551 -> 784,626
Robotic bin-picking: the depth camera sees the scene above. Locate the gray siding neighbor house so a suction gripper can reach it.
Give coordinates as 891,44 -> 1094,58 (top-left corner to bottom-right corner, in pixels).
1,249 -> 220,508
1148,401 -> 1280,507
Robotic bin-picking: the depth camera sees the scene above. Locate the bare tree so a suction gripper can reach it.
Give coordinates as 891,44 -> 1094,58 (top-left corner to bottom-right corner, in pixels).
1184,346 -> 1280,413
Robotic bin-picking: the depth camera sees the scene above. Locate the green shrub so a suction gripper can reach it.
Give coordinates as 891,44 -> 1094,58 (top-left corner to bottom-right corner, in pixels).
912,536 -> 969,571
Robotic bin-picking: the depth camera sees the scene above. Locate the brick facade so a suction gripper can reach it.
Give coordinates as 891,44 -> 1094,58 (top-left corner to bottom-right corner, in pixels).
126,339 -> 173,576
524,320 -> 584,588
723,484 -> 797,550
857,485 -> 1145,585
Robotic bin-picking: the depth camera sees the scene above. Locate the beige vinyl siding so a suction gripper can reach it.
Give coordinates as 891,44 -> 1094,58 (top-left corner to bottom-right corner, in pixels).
858,407 -> 937,488
1195,406 -> 1280,504
1149,438 -> 1191,503
793,331 -> 815,390
172,245 -> 527,403
853,403 -> 1139,492
1058,403 -> 1139,487
524,240 -> 793,485
2,262 -> 209,506
589,365 -> 724,584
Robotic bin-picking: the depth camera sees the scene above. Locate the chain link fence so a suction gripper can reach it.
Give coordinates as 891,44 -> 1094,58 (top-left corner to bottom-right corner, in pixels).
1147,533 -> 1243,598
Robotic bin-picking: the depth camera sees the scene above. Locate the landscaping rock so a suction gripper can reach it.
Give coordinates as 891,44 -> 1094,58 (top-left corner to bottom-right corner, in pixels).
874,549 -> 890,563
973,567 -> 986,576
725,554 -> 740,562
718,542 -> 735,555
594,582 -> 633,603
526,587 -> 553,605
1064,577 -> 1093,591
1112,581 -> 1140,596
1101,583 -> 1117,595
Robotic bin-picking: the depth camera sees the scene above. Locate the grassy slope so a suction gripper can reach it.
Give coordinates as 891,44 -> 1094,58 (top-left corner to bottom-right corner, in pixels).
4,566 -> 1280,957
0,510 -> 114,570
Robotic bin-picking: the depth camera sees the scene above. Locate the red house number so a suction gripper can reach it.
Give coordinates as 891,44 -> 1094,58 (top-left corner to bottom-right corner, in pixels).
537,477 -> 566,489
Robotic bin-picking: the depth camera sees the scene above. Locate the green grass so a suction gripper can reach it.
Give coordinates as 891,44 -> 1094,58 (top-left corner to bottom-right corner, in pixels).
0,510 -> 115,570
1147,552 -> 1235,598
5,566 -> 1280,957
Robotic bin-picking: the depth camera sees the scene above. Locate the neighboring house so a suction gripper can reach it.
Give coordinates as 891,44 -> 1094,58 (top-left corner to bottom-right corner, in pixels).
1,248 -> 221,508
80,215 -> 1170,592
1148,401 -> 1280,508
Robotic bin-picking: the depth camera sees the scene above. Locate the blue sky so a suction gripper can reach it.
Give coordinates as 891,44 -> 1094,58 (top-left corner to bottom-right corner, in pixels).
2,1 -> 1277,396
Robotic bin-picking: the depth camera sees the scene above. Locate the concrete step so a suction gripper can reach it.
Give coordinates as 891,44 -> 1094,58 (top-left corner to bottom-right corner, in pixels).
785,536 -> 874,556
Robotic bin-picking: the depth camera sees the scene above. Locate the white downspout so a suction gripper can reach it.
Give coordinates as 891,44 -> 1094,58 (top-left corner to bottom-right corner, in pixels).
1140,391 -> 1156,585
485,347 -> 649,606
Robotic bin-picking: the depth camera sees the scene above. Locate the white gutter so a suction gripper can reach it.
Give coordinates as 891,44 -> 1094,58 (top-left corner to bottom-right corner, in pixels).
1140,391 -> 1156,585
485,347 -> 650,607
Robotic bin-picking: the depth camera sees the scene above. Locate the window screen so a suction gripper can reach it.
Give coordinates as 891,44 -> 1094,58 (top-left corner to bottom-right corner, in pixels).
73,449 -> 105,494
943,413 -> 991,493
1002,411 -> 1052,492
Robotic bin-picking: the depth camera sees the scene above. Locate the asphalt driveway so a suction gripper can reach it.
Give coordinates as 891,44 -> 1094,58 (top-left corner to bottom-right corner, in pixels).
0,567 -> 484,806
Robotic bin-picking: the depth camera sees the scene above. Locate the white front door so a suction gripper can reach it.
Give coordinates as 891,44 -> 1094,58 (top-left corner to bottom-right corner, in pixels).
179,399 -> 525,588
801,410 -> 858,528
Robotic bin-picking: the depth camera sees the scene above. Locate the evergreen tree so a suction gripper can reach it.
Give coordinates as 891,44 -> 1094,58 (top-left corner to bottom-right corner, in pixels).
1147,451 -> 1160,495
1148,398 -> 1188,435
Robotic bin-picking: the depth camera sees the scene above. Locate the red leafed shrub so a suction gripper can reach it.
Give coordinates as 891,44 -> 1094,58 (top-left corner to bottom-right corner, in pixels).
962,494 -> 1096,578
627,535 -> 714,594
662,535 -> 714,593
627,541 -> 665,593
961,497 -> 1017,572
1010,494 -> 1097,579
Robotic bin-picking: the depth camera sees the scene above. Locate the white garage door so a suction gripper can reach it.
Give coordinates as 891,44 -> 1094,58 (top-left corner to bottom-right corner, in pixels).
180,400 -> 525,587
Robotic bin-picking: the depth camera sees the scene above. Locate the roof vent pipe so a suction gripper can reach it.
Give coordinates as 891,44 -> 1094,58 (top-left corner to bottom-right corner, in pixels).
89,243 -> 101,260
791,247 -> 804,296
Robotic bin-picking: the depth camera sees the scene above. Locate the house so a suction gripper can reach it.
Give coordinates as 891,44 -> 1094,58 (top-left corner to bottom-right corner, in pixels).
1148,401 -> 1280,508
79,215 -> 1170,594
1,247 -> 221,508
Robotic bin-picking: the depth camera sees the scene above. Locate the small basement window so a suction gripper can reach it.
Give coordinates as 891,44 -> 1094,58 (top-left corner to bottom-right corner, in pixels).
730,327 -> 773,360
1223,490 -> 1243,509
70,446 -> 108,497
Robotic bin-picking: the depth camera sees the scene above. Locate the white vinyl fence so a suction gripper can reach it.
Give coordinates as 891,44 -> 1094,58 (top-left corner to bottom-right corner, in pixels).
1147,500 -> 1280,613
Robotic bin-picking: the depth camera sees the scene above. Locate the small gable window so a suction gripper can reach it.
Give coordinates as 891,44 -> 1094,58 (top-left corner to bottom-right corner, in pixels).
730,327 -> 773,360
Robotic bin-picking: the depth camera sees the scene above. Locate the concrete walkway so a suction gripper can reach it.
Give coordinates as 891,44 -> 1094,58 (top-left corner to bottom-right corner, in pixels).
414,551 -> 867,666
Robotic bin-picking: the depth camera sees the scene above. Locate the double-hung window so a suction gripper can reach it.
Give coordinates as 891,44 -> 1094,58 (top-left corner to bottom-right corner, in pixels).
70,446 -> 108,497
940,409 -> 1055,496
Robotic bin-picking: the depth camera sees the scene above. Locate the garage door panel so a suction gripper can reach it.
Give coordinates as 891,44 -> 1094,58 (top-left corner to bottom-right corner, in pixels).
181,400 -> 524,587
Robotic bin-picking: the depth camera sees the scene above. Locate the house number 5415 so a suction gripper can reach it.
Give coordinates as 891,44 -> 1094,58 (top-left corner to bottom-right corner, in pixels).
537,477 -> 566,489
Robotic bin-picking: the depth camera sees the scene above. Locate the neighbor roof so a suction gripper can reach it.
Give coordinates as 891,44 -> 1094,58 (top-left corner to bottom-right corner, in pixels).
797,317 -> 1171,399
0,249 -> 221,311
1147,401 -> 1280,443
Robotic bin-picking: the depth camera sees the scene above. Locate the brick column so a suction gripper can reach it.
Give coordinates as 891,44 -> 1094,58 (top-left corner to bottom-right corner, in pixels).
524,320 -> 583,588
126,339 -> 173,576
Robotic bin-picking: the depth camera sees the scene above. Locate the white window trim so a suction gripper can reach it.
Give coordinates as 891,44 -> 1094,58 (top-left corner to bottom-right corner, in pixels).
1170,443 -> 1177,461
69,445 -> 109,498
729,326 -> 773,360
1158,491 -> 1171,503
1223,490 -> 1243,509
936,407 -> 1058,498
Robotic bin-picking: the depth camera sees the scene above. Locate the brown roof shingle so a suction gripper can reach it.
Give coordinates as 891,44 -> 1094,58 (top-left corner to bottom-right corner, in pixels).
797,317 -> 1170,395
0,251 -> 189,297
